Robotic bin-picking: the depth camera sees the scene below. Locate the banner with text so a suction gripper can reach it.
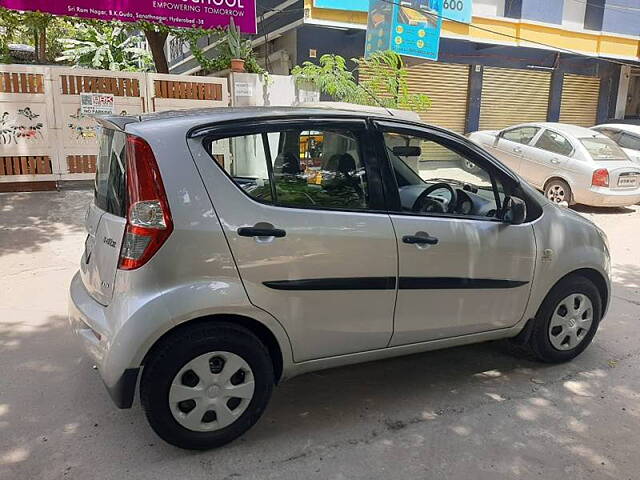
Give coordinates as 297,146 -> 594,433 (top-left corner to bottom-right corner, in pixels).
365,0 -> 443,61
0,0 -> 257,33
315,0 -> 471,24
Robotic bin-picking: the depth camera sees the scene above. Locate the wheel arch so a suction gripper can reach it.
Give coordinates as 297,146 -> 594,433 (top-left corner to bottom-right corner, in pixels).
141,314 -> 285,384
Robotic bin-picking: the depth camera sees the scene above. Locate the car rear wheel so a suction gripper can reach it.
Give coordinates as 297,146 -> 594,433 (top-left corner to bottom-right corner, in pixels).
544,179 -> 572,205
141,322 -> 274,450
517,275 -> 602,363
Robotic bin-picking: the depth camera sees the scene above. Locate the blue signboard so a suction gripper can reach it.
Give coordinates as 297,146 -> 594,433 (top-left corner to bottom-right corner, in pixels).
314,0 -> 472,24
365,0 -> 444,61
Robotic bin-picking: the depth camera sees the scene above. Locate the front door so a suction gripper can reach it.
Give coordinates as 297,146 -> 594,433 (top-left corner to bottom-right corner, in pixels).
490,126 -> 541,174
189,119 -> 397,362
375,122 -> 536,346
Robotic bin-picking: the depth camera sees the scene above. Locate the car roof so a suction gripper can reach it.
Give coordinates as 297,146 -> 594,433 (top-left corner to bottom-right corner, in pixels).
99,105 -> 423,132
510,122 -> 603,138
594,123 -> 640,135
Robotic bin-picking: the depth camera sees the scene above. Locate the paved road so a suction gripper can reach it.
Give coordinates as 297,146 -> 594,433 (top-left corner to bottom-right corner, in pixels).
1,191 -> 639,480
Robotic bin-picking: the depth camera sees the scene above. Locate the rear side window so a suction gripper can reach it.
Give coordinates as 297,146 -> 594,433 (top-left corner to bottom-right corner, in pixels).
580,137 -> 628,161
95,127 -> 127,217
535,130 -> 573,156
207,128 -> 369,211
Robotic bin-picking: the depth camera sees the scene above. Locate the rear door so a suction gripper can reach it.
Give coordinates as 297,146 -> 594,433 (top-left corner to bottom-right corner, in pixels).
189,119 -> 398,363
80,127 -> 127,306
524,128 -> 575,188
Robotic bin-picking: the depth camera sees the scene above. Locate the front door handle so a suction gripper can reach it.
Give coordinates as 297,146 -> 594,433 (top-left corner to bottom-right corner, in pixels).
237,227 -> 286,238
402,233 -> 439,245
513,147 -> 522,154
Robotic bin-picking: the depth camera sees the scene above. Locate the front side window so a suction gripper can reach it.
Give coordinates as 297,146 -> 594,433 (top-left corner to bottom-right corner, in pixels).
580,137 -> 628,161
501,127 -> 540,145
208,128 -> 369,211
383,131 -> 506,219
535,130 -> 573,156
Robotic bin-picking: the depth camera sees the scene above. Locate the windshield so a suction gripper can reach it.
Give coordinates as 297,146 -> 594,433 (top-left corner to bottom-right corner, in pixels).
580,137 -> 629,161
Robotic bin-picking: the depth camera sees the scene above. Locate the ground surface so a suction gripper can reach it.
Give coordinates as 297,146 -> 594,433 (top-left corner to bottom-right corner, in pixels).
1,190 -> 639,480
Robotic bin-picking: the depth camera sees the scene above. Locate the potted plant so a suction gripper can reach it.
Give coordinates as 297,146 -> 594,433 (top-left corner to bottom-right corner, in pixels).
226,18 -> 251,73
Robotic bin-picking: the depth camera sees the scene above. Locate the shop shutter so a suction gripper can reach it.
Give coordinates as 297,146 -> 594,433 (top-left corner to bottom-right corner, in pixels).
480,67 -> 551,131
559,74 -> 601,127
405,62 -> 470,133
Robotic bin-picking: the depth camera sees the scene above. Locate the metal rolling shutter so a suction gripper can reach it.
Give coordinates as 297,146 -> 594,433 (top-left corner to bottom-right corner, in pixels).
559,74 -> 601,127
405,62 -> 470,133
480,67 -> 551,131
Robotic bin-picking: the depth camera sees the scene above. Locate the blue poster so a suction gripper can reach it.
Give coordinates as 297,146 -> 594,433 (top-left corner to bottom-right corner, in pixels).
442,0 -> 472,23
365,0 -> 444,61
315,0 -> 472,24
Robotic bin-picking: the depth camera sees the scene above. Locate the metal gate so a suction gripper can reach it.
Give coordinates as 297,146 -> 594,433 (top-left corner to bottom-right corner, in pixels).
480,67 -> 552,130
559,74 -> 601,127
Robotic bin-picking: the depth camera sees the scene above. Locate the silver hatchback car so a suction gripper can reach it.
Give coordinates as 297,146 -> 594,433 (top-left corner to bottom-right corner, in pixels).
70,107 -> 611,450
469,122 -> 640,207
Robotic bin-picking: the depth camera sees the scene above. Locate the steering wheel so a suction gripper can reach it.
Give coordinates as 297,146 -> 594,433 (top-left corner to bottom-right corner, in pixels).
412,182 -> 458,214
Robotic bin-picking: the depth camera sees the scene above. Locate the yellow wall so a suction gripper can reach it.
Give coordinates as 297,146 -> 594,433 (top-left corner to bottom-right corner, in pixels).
305,2 -> 640,60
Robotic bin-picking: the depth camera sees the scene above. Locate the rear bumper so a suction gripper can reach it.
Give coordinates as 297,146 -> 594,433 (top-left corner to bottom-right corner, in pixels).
576,187 -> 640,207
68,271 -> 138,409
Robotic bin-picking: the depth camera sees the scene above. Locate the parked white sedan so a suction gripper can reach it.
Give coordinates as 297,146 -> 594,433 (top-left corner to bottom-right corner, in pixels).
591,123 -> 640,164
469,123 -> 640,207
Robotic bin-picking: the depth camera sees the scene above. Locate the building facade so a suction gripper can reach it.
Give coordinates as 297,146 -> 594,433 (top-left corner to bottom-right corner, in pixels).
168,0 -> 640,132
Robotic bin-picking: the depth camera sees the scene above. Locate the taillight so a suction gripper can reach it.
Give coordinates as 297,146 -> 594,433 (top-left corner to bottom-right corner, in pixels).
591,169 -> 609,188
118,135 -> 173,270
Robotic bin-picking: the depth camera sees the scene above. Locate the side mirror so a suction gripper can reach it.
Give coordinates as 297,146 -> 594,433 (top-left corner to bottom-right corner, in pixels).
502,196 -> 527,225
393,146 -> 422,157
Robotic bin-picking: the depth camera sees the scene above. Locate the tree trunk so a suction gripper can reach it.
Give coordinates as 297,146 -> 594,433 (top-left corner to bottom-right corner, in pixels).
38,28 -> 47,62
145,30 -> 169,74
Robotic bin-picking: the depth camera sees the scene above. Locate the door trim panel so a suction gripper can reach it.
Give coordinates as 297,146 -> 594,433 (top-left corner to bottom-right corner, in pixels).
263,277 -> 530,291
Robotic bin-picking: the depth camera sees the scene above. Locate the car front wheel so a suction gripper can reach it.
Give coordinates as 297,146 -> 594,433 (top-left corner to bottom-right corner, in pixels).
520,275 -> 602,363
141,322 -> 274,450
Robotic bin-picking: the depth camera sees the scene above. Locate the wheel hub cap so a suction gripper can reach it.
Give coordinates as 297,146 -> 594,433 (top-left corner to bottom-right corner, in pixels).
168,351 -> 255,432
548,294 -> 594,351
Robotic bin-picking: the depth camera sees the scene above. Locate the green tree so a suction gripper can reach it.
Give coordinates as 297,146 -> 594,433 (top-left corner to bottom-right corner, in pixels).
292,51 -> 430,112
57,23 -> 153,71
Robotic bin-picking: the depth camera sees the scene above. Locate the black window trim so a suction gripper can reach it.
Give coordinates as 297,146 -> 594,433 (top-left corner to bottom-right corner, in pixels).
201,117 -> 388,215
372,119 -> 522,223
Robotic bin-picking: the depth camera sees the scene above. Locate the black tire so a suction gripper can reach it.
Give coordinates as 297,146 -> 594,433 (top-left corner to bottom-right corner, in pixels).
544,178 -> 572,205
516,275 -> 602,363
141,322 -> 274,450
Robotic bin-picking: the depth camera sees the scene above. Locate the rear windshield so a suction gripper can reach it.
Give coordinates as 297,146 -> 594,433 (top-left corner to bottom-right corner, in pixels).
580,137 -> 628,161
95,127 -> 127,217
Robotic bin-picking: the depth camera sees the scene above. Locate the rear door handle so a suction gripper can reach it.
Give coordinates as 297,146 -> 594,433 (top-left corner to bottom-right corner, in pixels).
402,233 -> 439,245
550,158 -> 561,164
237,227 -> 286,238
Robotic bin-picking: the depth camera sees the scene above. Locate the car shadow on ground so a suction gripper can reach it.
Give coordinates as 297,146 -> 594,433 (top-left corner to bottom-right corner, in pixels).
0,191 -> 90,258
572,204 -> 637,215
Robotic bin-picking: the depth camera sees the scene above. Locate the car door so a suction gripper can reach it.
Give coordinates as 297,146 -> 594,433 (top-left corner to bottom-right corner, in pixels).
374,121 -> 536,345
523,128 -> 575,188
488,126 -> 541,174
188,118 -> 398,362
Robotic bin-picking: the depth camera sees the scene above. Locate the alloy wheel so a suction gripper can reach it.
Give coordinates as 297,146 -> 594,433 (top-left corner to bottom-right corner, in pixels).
169,351 -> 255,432
548,294 -> 594,351
546,184 -> 566,203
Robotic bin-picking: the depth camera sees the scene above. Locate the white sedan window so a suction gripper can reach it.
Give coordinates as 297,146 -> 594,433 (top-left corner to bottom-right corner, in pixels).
535,130 -> 573,157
